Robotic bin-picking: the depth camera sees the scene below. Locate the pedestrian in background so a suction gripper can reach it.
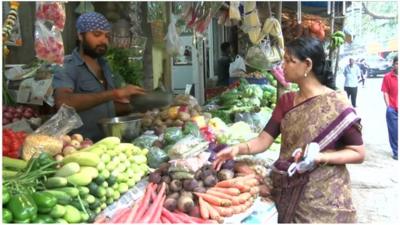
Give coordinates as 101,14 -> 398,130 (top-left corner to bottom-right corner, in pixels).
357,59 -> 368,88
344,58 -> 361,107
216,42 -> 233,86
381,56 -> 398,160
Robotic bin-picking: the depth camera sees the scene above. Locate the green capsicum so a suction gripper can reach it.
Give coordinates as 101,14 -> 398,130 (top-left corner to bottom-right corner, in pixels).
32,152 -> 57,170
32,191 -> 57,213
7,193 -> 37,221
3,187 -> 10,205
2,208 -> 12,223
36,214 -> 54,223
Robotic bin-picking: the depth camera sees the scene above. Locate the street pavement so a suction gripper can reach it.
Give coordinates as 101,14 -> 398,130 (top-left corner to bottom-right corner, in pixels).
336,76 -> 399,223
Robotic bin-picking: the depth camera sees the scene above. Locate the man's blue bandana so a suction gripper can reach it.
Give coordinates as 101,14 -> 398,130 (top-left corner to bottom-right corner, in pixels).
76,12 -> 111,33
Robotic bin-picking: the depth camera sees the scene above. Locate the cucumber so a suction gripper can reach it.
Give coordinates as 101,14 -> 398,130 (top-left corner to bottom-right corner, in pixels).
99,170 -> 110,179
96,137 -> 121,149
107,175 -> 118,186
80,212 -> 89,222
45,177 -> 68,188
79,166 -> 99,179
2,156 -> 27,171
52,187 -> 79,197
67,172 -> 92,186
78,186 -> 90,196
55,162 -> 80,177
96,161 -> 106,171
88,182 -> 99,196
62,152 -> 100,167
50,204 -> 66,218
94,176 -> 105,185
106,197 -> 114,205
85,194 -> 96,204
89,199 -> 101,210
95,186 -> 107,198
118,183 -> 129,194
106,187 -> 114,198
44,190 -> 72,205
63,205 -> 82,223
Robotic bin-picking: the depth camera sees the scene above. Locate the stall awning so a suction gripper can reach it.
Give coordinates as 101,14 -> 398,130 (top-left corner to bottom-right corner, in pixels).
366,38 -> 398,54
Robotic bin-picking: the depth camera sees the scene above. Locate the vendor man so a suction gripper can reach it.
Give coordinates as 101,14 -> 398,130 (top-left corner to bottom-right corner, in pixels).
53,12 -> 144,141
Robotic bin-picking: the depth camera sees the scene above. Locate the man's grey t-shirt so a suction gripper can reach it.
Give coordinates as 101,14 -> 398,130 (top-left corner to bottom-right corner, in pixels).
53,48 -> 115,141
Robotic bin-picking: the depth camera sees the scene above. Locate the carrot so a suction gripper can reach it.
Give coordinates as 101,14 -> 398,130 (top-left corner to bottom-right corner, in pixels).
115,210 -> 131,223
212,205 -> 234,217
215,175 -> 255,188
206,190 -> 240,205
109,208 -> 129,223
209,187 -> 240,196
198,197 -> 209,220
231,183 -> 251,193
202,199 -> 222,222
171,212 -> 195,224
160,215 -> 171,224
250,186 -> 260,195
162,208 -> 183,223
237,192 -> 252,204
194,192 -> 232,207
148,195 -> 166,223
132,183 -> 155,222
139,182 -> 166,223
175,211 -> 210,224
247,178 -> 260,186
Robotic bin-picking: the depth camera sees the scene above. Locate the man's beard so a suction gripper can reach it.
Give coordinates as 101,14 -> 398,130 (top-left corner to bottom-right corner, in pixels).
81,38 -> 108,59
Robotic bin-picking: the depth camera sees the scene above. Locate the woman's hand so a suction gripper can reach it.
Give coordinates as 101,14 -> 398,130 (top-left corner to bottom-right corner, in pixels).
212,145 -> 240,171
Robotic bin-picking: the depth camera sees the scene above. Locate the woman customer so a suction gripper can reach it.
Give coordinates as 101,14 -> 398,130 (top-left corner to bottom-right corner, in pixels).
213,37 -> 365,223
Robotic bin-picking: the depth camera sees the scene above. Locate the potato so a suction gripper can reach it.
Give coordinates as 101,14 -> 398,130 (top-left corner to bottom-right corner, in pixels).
154,118 -> 164,127
70,140 -> 81,149
173,119 -> 184,127
71,134 -> 83,143
178,112 -> 191,122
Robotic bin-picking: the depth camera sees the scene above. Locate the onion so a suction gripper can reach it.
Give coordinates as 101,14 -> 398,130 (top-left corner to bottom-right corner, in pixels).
61,135 -> 72,146
3,118 -> 10,125
16,107 -> 24,114
14,112 -> 22,119
23,111 -> 33,119
8,107 -> 16,114
3,112 -> 13,120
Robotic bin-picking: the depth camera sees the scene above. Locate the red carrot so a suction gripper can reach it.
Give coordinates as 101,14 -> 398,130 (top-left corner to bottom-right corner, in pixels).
175,210 -> 212,224
160,215 -> 171,223
148,195 -> 166,223
132,183 -> 155,222
139,182 -> 166,223
162,208 -> 183,223
109,208 -> 129,223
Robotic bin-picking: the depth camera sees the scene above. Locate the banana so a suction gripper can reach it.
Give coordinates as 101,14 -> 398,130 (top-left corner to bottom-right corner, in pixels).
262,18 -> 274,34
333,31 -> 345,39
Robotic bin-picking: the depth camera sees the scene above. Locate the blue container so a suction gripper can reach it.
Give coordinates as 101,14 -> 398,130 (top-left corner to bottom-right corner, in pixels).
229,77 -> 269,85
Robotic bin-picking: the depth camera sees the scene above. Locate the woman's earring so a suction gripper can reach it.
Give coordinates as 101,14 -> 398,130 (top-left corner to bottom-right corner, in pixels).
304,72 -> 308,77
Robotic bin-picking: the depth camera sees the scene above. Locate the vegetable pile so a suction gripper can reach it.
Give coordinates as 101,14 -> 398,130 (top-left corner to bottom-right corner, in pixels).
208,78 -> 277,124
3,105 -> 39,125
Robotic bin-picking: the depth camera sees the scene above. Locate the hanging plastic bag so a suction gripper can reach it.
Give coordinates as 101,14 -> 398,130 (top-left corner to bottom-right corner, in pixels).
165,17 -> 182,56
34,21 -> 64,65
229,55 -> 247,77
229,1 -> 241,21
263,38 -> 282,64
36,2 -> 66,31
245,44 -> 270,70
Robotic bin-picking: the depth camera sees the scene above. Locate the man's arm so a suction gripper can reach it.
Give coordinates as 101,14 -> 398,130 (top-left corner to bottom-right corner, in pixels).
54,85 -> 145,112
114,102 -> 133,116
54,88 -> 115,111
383,92 -> 390,107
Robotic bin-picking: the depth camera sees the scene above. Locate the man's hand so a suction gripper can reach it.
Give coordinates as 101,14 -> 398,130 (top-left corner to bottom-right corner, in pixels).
113,85 -> 145,103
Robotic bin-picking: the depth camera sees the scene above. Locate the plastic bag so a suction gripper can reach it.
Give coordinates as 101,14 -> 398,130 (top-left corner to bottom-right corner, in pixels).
36,2 -> 66,31
164,127 -> 183,145
165,17 -> 182,56
22,105 -> 83,160
34,21 -> 64,65
229,1 -> 241,21
147,147 -> 169,169
229,55 -> 247,77
245,44 -> 270,70
133,134 -> 159,149
183,122 -> 201,137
